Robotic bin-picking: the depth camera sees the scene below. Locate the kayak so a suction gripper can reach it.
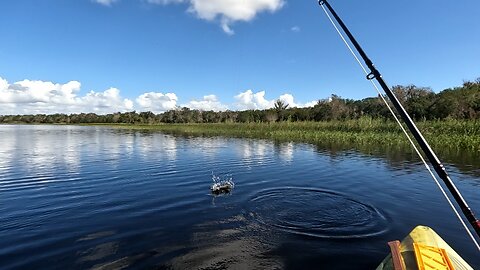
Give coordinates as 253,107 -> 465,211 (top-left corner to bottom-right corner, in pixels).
376,225 -> 473,270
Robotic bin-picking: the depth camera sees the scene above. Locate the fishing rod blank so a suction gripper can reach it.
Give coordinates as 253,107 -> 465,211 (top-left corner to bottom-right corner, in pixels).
317,0 -> 480,239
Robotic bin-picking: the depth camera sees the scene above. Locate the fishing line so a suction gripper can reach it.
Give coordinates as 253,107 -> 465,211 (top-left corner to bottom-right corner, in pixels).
320,4 -> 480,251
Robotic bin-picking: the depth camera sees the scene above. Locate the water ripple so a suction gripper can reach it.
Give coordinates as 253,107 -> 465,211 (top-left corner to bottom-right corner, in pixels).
248,187 -> 390,239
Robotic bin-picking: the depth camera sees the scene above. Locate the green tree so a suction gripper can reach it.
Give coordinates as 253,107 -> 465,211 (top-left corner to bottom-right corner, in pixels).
274,99 -> 289,121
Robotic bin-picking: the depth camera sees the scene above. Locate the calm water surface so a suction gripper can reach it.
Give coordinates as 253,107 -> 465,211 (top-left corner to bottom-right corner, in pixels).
0,125 -> 479,269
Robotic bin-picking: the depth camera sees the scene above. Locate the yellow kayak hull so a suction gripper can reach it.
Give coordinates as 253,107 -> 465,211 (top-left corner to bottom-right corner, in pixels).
376,225 -> 473,270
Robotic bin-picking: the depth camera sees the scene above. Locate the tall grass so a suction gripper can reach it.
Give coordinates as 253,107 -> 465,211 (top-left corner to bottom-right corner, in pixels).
102,118 -> 480,151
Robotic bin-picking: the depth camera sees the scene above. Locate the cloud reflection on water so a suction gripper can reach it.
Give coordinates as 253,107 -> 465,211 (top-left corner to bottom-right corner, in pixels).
136,133 -> 178,161
0,127 -> 15,176
0,125 -> 82,174
278,142 -> 294,163
237,140 -> 296,168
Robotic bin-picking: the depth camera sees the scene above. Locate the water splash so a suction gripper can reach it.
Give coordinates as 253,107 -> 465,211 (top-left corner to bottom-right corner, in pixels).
211,172 -> 235,195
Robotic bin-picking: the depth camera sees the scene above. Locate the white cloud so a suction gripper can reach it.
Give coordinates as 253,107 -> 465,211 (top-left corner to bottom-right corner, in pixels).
0,76 -> 318,115
221,20 -> 235,36
188,0 -> 284,21
280,93 -> 317,108
82,87 -> 134,113
291,26 -> 300,32
93,0 -> 284,34
278,93 -> 296,107
182,94 -> 227,111
303,100 -> 318,108
148,0 -> 284,34
0,77 -> 133,115
234,90 -> 273,110
234,90 -> 317,110
277,93 -> 315,108
0,78 -> 9,94
93,0 -> 118,6
0,79 -> 81,104
136,92 -> 178,113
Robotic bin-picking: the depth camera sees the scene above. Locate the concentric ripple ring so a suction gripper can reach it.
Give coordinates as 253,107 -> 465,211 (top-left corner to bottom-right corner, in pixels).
248,187 -> 390,239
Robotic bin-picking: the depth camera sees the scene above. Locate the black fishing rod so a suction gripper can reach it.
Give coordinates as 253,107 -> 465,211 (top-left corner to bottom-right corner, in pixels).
318,0 -> 480,238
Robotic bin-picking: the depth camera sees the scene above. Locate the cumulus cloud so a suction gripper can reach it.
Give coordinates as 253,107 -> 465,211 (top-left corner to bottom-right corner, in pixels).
93,0 -> 118,6
0,76 -> 318,115
277,93 -> 316,108
278,93 -> 297,107
136,92 -> 178,113
303,100 -> 318,108
182,94 -> 227,111
93,0 -> 284,34
0,77 -> 133,115
234,90 -> 273,110
82,87 -> 134,113
147,0 -> 284,34
234,90 -> 317,110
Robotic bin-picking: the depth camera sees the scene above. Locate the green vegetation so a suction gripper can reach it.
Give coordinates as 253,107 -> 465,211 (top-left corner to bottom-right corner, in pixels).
103,118 -> 480,151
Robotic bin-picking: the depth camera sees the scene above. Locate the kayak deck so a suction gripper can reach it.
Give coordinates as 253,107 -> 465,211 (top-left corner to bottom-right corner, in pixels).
376,225 -> 473,270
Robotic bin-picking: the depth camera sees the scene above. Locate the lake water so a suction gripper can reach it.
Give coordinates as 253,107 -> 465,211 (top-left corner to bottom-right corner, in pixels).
0,125 -> 479,269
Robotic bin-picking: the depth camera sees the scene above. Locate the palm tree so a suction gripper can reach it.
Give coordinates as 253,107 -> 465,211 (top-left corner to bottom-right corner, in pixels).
274,99 -> 289,121
274,99 -> 289,111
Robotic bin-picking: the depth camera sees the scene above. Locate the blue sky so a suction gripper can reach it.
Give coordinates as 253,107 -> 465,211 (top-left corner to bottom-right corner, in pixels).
0,0 -> 479,114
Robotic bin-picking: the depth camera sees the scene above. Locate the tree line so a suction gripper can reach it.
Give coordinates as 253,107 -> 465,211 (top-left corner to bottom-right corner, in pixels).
1,80 -> 479,124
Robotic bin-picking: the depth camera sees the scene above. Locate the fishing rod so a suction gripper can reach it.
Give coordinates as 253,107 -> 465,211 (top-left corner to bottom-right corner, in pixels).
317,0 -> 480,239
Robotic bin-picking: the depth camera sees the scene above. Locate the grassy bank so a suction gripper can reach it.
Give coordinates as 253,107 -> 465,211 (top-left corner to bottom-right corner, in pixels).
97,118 -> 480,151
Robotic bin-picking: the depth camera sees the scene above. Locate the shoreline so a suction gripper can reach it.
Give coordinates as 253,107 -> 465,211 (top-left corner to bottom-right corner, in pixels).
88,120 -> 480,151
2,119 -> 477,151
